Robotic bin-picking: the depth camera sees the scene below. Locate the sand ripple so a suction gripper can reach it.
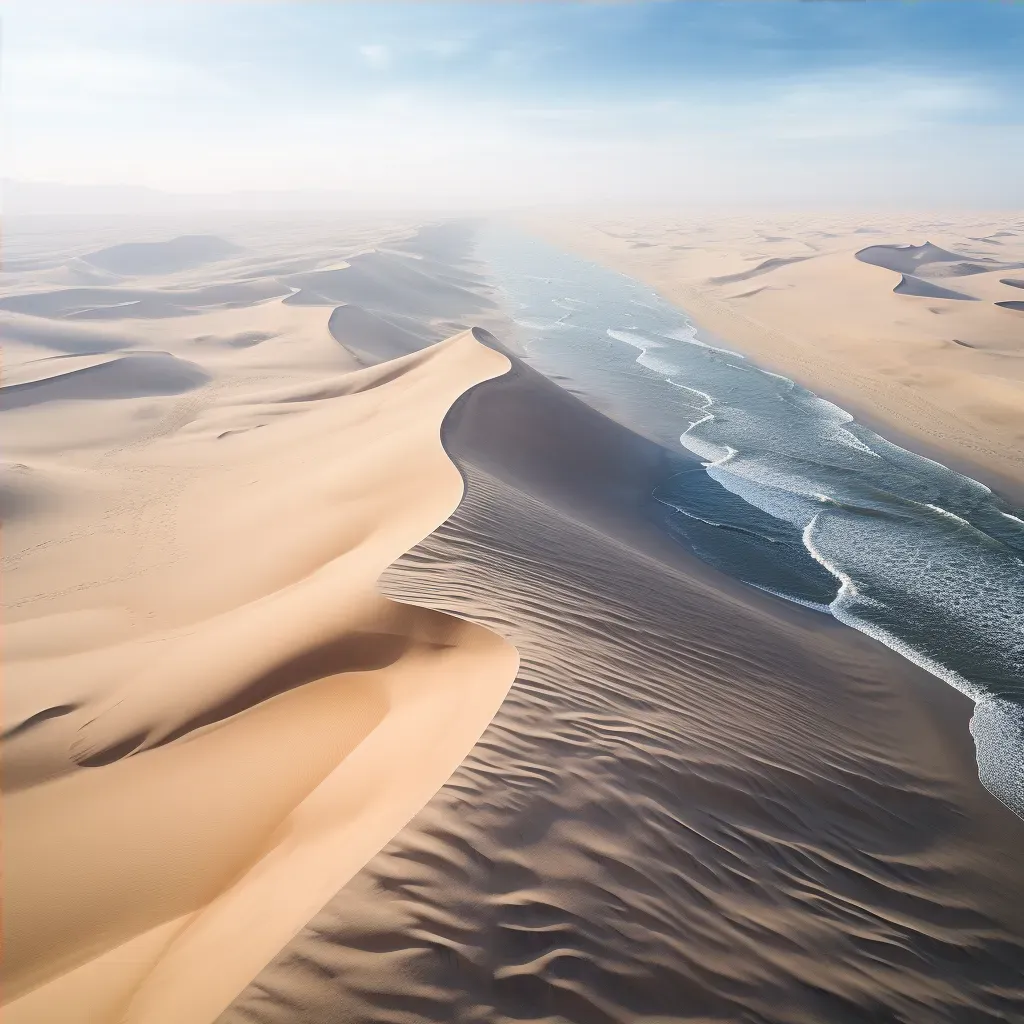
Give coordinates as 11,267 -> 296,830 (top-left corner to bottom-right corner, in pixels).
224,345 -> 1024,1023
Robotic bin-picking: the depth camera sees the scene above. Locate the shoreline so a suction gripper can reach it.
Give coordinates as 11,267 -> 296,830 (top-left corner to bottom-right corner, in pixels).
473,223 -> 1024,820
534,217 -> 1024,508
680,294 -> 1024,509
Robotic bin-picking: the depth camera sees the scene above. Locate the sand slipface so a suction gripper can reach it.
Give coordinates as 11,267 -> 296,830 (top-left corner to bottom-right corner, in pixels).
2,218 -> 517,1024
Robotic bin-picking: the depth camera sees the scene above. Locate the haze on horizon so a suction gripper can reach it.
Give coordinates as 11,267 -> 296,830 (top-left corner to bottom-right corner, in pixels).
3,1 -> 1024,212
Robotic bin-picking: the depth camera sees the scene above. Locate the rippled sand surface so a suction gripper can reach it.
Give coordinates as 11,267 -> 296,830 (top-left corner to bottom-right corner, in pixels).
225,339 -> 1024,1024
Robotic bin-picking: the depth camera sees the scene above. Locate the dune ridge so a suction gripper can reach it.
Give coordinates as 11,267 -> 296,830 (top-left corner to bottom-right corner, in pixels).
2,217 -> 520,1024
4,332 -> 519,1024
223,329 -> 1024,1024
80,235 -> 242,276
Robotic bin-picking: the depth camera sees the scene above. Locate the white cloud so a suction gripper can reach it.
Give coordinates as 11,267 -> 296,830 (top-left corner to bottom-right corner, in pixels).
358,44 -> 392,70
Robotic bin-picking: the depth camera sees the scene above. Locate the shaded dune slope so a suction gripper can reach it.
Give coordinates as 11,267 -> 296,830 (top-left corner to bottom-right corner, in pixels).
854,242 -> 981,275
0,281 -> 288,320
709,255 -> 812,285
2,332 -> 518,1024
80,236 -> 242,276
223,330 -> 1024,1024
327,304 -> 428,365
283,250 -> 493,320
893,274 -> 977,301
0,315 -> 136,354
0,352 -> 209,411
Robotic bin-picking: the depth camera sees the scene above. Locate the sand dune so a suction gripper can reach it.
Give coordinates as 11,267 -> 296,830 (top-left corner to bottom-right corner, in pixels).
7,212 -> 1024,1024
2,218 -> 518,1024
224,328 -> 1024,1024
283,249 -> 494,318
854,240 -> 982,274
80,235 -> 242,276
0,462 -> 72,523
327,303 -> 428,364
0,281 -> 289,320
0,353 -> 210,411
919,261 -> 1003,278
193,330 -> 278,349
1,313 -> 136,354
4,332 -> 517,1024
893,274 -> 977,300
709,254 -> 812,284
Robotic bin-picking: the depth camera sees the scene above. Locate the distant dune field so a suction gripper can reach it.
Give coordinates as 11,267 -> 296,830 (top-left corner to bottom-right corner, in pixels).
540,213 -> 1024,500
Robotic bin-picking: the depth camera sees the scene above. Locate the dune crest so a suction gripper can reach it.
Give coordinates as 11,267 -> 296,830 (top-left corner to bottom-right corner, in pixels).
222,325 -> 1024,1024
3,322 -> 518,1023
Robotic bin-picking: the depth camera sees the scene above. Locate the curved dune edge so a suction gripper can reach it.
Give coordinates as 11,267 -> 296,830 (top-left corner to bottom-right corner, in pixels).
3,331 -> 518,1024
220,330 -> 1024,1024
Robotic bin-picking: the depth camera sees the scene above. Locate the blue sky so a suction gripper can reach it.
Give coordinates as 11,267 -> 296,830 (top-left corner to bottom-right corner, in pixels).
4,2 -> 1023,207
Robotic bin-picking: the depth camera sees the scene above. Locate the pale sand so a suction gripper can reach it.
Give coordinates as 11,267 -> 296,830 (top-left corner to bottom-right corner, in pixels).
2,221 -> 516,1023
533,212 -> 1024,496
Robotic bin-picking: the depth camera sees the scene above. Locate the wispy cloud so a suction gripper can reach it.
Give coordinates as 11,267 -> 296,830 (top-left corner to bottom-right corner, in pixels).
2,2 -> 1020,206
759,72 -> 996,140
358,44 -> 392,71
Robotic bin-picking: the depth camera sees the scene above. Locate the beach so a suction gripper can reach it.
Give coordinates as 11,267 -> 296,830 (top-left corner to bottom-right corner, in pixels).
536,212 -> 1024,502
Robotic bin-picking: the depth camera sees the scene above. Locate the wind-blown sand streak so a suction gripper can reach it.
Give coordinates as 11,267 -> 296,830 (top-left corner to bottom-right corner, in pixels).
223,330 -> 1024,1024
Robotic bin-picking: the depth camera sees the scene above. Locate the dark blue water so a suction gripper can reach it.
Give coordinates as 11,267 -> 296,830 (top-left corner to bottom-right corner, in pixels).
479,228 -> 1024,819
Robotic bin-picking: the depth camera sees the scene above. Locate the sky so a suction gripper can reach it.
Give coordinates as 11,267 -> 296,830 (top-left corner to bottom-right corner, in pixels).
3,1 -> 1023,210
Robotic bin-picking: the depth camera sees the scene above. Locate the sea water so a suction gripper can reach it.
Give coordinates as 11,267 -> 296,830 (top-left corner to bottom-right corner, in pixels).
479,228 -> 1024,818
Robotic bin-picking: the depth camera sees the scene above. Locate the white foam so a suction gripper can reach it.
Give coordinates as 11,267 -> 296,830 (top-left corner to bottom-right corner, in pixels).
744,582 -> 833,615
375,247 -> 423,260
665,326 -> 745,357
924,503 -> 973,528
607,328 -> 658,351
802,510 -> 1024,818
